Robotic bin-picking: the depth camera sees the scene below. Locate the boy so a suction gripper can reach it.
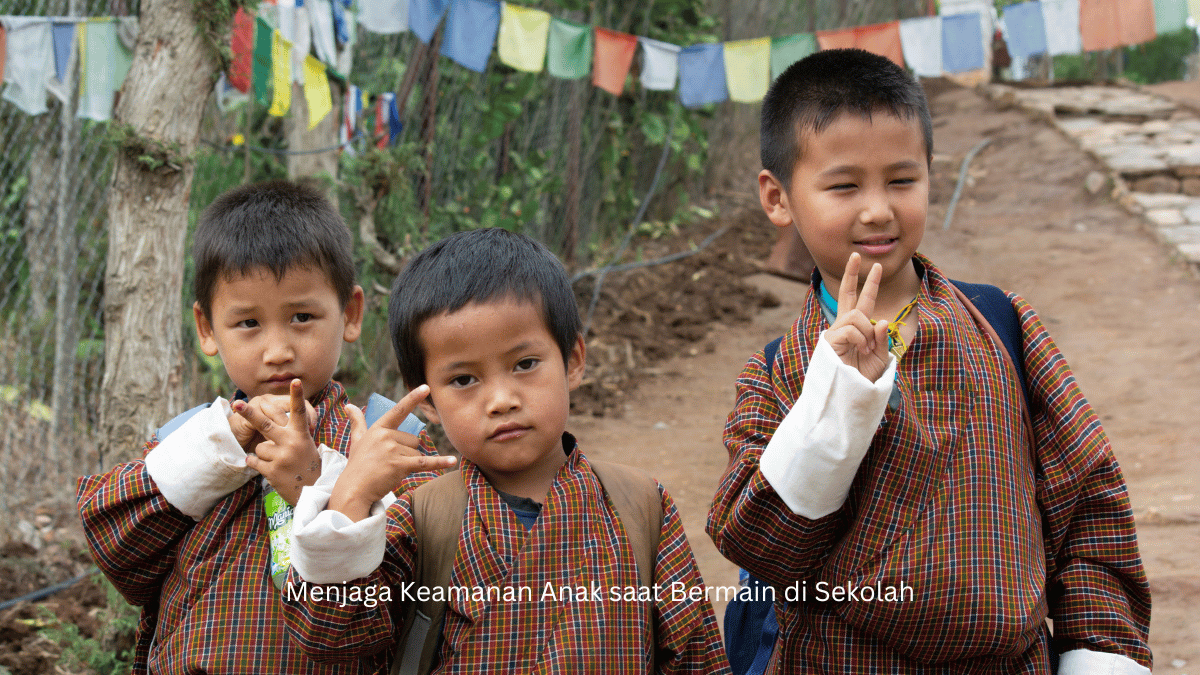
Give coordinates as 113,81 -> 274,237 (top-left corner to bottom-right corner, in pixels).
274,228 -> 730,673
77,180 -> 452,674
706,49 -> 1152,673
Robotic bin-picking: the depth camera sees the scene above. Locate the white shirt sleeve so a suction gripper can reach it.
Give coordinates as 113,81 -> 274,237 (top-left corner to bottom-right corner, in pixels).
289,450 -> 397,584
143,397 -> 257,519
758,332 -> 897,519
1057,649 -> 1150,675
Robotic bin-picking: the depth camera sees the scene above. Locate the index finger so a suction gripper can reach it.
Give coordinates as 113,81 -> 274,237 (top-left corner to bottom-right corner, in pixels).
836,252 -> 862,319
287,379 -> 308,431
371,384 -> 431,431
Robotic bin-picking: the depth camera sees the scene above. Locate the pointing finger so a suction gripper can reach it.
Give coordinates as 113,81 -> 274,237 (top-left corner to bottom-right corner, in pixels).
232,399 -> 283,441
372,385 -> 431,431
287,379 -> 308,431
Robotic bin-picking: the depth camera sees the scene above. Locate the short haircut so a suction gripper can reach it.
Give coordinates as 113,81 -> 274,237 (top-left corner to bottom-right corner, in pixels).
761,48 -> 933,187
193,180 -> 356,319
388,228 -> 581,390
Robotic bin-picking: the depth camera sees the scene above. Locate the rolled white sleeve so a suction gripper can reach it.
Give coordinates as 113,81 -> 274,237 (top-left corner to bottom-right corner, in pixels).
144,397 -> 257,519
289,451 -> 396,584
1058,649 -> 1151,675
758,333 -> 896,519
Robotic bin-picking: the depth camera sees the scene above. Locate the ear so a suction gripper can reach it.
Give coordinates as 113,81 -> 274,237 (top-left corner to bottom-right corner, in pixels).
342,285 -> 365,343
193,302 -> 220,357
758,169 -> 795,229
566,334 -> 586,391
417,397 -> 441,425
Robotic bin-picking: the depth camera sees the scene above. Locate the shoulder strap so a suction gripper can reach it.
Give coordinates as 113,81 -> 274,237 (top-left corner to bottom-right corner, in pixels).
392,470 -> 467,675
589,460 -> 663,590
761,336 -> 783,381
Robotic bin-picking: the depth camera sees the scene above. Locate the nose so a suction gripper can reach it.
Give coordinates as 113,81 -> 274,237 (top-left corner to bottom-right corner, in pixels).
262,329 -> 295,365
486,377 -> 520,416
859,187 -> 894,226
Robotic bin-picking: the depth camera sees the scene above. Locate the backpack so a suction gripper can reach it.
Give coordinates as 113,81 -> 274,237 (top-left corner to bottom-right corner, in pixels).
390,459 -> 665,675
724,280 -> 1040,675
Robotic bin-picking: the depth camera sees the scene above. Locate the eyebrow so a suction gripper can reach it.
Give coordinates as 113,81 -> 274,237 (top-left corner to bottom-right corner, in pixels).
439,341 -> 541,372
821,159 -> 924,176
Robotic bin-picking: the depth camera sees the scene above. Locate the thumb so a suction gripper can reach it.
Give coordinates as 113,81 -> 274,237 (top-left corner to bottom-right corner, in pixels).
346,403 -> 367,451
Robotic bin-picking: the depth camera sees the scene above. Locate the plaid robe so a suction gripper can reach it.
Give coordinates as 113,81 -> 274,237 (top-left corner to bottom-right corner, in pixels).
77,381 -> 441,675
707,255 -> 1151,673
282,438 -> 730,674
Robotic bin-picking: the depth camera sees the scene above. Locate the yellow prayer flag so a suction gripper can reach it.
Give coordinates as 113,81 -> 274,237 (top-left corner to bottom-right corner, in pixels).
1190,0 -> 1200,23
268,30 -> 292,117
497,4 -> 551,73
303,55 -> 332,130
723,37 -> 770,103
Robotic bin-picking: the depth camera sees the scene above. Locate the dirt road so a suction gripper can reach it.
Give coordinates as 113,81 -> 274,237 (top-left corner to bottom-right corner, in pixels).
572,82 -> 1200,669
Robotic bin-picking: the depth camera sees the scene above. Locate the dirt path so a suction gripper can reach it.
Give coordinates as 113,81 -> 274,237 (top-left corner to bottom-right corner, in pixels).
571,83 -> 1200,668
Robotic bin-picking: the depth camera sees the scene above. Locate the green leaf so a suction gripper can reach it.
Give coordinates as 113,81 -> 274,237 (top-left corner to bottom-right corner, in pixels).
641,113 -> 667,145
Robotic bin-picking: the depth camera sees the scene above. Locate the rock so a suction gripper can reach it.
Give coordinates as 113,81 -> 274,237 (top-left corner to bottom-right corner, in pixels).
1184,203 -> 1200,223
1182,177 -> 1200,196
1131,175 -> 1181,193
1158,225 -> 1200,246
1085,171 -> 1107,194
1131,193 -> 1194,210
1145,209 -> 1186,226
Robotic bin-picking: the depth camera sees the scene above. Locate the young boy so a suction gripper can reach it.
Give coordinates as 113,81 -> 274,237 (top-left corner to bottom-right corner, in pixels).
77,180 -> 452,674
706,49 -> 1152,673
275,228 -> 730,673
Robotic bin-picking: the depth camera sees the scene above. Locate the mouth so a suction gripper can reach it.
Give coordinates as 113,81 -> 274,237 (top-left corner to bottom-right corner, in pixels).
264,374 -> 299,387
489,423 -> 530,441
854,237 -> 899,254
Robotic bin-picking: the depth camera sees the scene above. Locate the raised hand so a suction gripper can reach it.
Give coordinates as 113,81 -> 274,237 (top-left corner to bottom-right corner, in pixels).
329,385 -> 457,522
227,391 -> 318,452
234,379 -> 321,505
824,252 -> 893,382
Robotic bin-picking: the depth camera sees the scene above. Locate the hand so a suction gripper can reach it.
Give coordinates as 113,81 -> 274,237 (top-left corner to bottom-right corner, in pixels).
227,392 -> 318,452
824,252 -> 893,382
329,385 -> 457,522
233,379 -> 321,506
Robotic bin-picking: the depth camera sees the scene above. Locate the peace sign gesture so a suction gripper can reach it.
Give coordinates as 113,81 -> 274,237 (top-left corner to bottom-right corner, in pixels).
824,252 -> 893,382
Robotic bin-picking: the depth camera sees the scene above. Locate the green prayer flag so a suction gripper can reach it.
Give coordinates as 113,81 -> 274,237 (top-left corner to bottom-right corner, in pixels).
253,16 -> 273,106
770,32 -> 816,81
1154,0 -> 1188,33
547,17 -> 592,80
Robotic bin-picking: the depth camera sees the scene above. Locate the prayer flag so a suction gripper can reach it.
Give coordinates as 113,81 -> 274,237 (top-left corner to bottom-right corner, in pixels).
723,37 -> 770,103
278,4 -> 311,83
816,21 -> 904,67
52,21 -> 75,83
309,0 -> 338,66
387,91 -> 402,142
253,16 -> 273,105
336,9 -> 356,76
440,0 -> 500,73
498,4 -> 551,73
1079,0 -> 1156,50
899,17 -> 942,77
269,29 -> 292,116
678,42 -> 727,108
340,83 -> 363,147
358,0 -> 408,34
229,8 -> 253,92
1154,0 -> 1188,33
77,19 -> 132,121
374,93 -> 387,147
332,0 -> 351,44
547,17 -> 591,80
409,0 -> 450,44
1040,0 -> 1082,54
1191,0 -> 1200,25
941,12 -> 984,73
592,27 -> 637,95
2,17 -> 54,116
638,37 -> 680,91
1002,2 -> 1048,59
303,55 -> 332,129
770,32 -> 816,80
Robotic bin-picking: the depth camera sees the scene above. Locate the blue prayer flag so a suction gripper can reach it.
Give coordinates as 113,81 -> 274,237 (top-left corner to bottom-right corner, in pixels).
331,0 -> 350,45
409,0 -> 450,44
51,22 -> 74,82
385,92 -> 403,143
1003,2 -> 1048,59
439,0 -> 500,73
941,12 -> 984,73
678,43 -> 728,108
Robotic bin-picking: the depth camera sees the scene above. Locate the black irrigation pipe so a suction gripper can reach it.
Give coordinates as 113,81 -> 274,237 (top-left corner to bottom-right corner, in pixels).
942,137 -> 993,231
0,567 -> 100,612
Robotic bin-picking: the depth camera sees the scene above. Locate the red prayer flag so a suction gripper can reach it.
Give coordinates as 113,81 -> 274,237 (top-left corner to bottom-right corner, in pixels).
0,25 -> 6,85
816,21 -> 905,68
1079,0 -> 1156,51
592,27 -> 638,95
375,95 -> 387,149
229,7 -> 253,93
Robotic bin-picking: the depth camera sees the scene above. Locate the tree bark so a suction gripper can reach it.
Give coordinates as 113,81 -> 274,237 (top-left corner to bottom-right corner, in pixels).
99,0 -> 217,464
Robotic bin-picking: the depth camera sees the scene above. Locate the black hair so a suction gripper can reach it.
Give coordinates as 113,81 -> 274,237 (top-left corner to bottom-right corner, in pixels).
193,180 -> 356,319
388,228 -> 581,390
760,48 -> 933,187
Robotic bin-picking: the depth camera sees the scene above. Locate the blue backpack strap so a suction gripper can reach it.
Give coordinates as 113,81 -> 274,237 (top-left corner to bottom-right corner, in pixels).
364,392 -> 426,436
154,403 -> 213,442
949,280 -> 1029,407
762,336 -> 783,376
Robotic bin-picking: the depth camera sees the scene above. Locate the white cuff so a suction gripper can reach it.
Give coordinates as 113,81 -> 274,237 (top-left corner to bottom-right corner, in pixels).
144,397 -> 256,520
290,451 -> 396,584
759,333 -> 896,519
1058,649 -> 1150,675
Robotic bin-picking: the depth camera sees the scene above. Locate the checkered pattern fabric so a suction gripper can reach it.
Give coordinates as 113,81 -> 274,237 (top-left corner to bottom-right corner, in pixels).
282,439 -> 730,674
707,255 -> 1151,672
77,381 -> 442,675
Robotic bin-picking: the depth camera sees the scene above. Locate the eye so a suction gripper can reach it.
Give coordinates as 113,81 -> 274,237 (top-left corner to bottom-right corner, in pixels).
829,183 -> 856,192
236,318 -> 259,329
890,178 -> 916,186
293,312 -> 314,323
449,374 -> 476,388
515,357 -> 539,372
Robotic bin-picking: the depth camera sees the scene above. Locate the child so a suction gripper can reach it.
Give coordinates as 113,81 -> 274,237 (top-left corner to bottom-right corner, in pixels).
706,49 -> 1152,673
277,228 -> 730,673
77,180 -> 453,674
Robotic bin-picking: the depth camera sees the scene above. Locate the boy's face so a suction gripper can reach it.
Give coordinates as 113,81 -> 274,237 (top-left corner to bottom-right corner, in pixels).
416,298 -> 585,490
759,111 -> 929,293
193,265 -> 364,400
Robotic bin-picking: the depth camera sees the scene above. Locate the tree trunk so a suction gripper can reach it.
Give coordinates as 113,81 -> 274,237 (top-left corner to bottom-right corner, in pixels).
286,80 -> 339,201
99,0 -> 217,465
24,117 -> 55,322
